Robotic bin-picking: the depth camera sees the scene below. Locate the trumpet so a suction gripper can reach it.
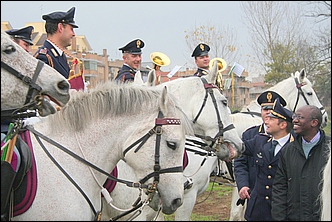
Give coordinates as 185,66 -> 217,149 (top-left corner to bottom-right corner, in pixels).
209,58 -> 227,91
209,58 -> 227,72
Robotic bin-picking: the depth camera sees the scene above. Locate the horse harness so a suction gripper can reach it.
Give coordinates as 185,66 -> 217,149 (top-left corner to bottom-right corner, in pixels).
1,60 -> 45,120
192,77 -> 235,152
25,110 -> 182,221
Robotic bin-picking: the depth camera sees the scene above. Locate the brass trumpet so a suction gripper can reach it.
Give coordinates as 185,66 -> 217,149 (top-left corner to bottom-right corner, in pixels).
209,58 -> 227,72
209,58 -> 227,91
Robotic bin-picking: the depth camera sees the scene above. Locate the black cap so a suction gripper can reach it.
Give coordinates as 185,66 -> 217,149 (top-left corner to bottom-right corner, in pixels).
257,91 -> 287,109
42,7 -> 79,28
191,43 -> 210,57
119,39 -> 145,54
268,98 -> 293,123
6,26 -> 34,45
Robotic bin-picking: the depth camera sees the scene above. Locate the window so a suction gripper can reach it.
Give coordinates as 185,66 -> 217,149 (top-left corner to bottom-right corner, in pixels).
84,60 -> 97,71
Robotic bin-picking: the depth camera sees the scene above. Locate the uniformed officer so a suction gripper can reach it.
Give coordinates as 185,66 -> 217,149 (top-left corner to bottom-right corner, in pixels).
6,26 -> 34,53
34,7 -> 78,80
234,91 -> 287,208
241,98 -> 294,221
115,39 -> 145,83
191,43 -> 210,77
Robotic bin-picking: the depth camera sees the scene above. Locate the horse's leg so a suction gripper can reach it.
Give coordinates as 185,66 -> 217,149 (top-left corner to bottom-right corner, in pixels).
174,189 -> 198,221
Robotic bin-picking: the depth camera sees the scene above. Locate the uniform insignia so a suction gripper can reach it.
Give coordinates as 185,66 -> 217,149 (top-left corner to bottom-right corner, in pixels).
136,40 -> 141,49
39,48 -> 48,54
267,92 -> 273,102
200,44 -> 204,51
51,48 -> 58,57
257,153 -> 263,158
202,70 -> 208,75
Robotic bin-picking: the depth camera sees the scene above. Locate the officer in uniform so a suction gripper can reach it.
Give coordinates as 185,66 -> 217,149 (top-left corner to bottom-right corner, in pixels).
6,26 -> 34,53
234,91 -> 287,207
239,98 -> 294,221
115,39 -> 145,83
34,7 -> 79,79
191,43 -> 210,77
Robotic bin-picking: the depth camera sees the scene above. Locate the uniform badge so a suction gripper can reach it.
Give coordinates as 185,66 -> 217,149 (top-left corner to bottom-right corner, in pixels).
200,44 -> 204,51
267,92 -> 272,102
39,48 -> 48,54
136,40 -> 141,49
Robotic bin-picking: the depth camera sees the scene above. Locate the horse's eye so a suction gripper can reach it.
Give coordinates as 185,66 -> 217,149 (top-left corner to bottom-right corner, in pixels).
4,45 -> 16,54
222,100 -> 228,106
167,141 -> 176,150
307,92 -> 313,96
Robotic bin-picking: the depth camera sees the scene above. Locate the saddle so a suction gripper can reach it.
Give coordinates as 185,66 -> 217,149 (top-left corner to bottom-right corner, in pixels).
1,130 -> 34,221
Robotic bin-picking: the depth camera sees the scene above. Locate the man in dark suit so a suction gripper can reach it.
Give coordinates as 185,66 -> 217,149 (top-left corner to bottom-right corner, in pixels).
241,98 -> 294,221
115,39 -> 145,83
34,7 -> 79,81
234,91 -> 287,209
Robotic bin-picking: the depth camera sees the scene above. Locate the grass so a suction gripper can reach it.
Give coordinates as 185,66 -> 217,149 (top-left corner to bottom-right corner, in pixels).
164,182 -> 233,221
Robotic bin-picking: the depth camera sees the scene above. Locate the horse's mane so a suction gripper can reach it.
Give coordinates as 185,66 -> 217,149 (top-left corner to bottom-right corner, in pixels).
48,81 -> 194,135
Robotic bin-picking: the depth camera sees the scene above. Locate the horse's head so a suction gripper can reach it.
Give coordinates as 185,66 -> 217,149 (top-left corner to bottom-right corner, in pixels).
1,29 -> 70,117
118,85 -> 194,215
271,68 -> 328,128
195,60 -> 244,161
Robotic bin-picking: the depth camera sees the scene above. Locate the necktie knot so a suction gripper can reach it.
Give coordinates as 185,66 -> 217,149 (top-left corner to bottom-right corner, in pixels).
269,140 -> 278,159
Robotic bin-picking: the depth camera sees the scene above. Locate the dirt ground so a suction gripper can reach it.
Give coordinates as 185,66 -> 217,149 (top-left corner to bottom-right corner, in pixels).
191,178 -> 234,221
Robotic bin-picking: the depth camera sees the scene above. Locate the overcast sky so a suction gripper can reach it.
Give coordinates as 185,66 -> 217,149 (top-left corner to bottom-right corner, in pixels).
1,1 -> 326,76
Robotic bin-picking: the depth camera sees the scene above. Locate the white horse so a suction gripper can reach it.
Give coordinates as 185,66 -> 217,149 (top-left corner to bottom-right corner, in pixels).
229,68 -> 329,221
103,62 -> 243,221
1,29 -> 70,117
320,141 -> 331,221
11,81 -> 194,221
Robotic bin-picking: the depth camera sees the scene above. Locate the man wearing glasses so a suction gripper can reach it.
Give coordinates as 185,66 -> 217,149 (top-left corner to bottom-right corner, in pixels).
234,91 -> 287,217
272,105 -> 330,221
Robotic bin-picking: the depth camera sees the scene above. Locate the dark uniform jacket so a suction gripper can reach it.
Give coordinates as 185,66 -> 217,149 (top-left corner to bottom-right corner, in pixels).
34,40 -> 70,79
272,130 -> 330,221
193,68 -> 209,77
234,124 -> 265,202
243,133 -> 294,221
115,65 -> 136,83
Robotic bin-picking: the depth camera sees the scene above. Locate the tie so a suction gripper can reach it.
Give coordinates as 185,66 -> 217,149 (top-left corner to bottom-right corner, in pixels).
269,140 -> 278,159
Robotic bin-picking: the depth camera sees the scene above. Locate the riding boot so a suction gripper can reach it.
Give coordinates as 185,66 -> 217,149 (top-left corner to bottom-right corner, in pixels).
1,161 -> 16,221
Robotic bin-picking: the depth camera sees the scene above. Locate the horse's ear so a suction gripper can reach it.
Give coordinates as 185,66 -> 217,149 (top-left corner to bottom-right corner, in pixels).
204,59 -> 218,83
134,71 -> 144,85
160,86 -> 175,114
299,68 -> 306,82
146,69 -> 156,87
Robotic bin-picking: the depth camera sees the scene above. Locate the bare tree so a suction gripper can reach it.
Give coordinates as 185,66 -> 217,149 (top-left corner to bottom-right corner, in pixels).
240,1 -> 307,74
184,23 -> 240,69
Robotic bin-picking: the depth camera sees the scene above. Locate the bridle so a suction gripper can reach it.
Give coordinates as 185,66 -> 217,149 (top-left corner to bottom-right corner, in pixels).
1,60 -> 45,120
293,76 -> 326,115
25,110 -> 183,221
192,77 -> 235,150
